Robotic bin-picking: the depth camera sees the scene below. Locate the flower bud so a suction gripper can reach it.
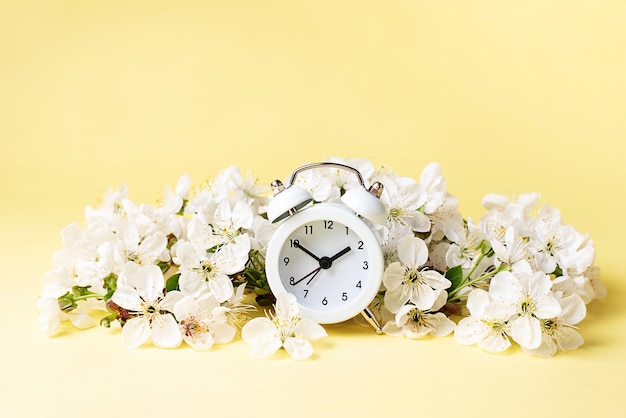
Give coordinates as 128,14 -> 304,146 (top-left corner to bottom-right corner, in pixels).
58,292 -> 76,312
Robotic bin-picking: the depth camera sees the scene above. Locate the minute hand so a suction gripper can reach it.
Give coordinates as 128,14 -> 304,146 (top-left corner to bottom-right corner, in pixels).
294,242 -> 321,262
292,266 -> 322,286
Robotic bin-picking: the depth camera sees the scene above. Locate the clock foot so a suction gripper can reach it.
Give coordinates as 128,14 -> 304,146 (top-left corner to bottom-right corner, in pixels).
360,308 -> 383,334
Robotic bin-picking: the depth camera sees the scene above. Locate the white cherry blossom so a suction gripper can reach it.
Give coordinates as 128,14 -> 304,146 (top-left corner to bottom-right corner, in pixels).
111,262 -> 182,349
160,174 -> 191,215
291,165 -> 338,202
37,268 -> 101,335
220,283 -> 257,328
112,220 -> 168,267
454,289 -> 511,353
528,205 -> 582,274
209,200 -> 254,250
379,174 -> 430,234
242,293 -> 327,360
482,192 -> 540,214
174,241 -> 239,303
172,293 -> 236,350
383,236 -> 451,313
383,291 -> 454,338
522,293 -> 586,358
84,185 -> 128,224
445,217 -> 484,270
490,226 -> 530,268
485,262 -> 561,350
210,166 -> 270,212
419,163 -> 447,213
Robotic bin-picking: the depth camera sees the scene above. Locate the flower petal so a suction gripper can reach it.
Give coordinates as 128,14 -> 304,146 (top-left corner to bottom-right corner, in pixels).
242,317 -> 276,344
407,212 -> 431,233
397,236 -> 428,267
427,313 -> 456,337
216,235 -> 251,275
510,315 -> 542,349
466,289 -> 489,317
478,333 -> 511,353
294,319 -> 327,340
211,323 -> 237,344
559,294 -> 586,325
209,274 -> 235,303
117,261 -> 142,288
454,317 -> 488,345
37,298 -> 61,336
421,270 -> 451,290
483,299 -> 516,320
111,286 -> 142,312
275,292 -> 299,319
554,327 -> 584,352
173,296 -> 200,321
283,337 -> 314,360
382,320 -> 403,337
522,339 -> 555,358
152,314 -> 183,348
178,271 -> 206,298
135,264 -> 165,304
250,335 -> 283,359
382,263 -> 405,291
175,241 -> 202,267
185,330 -> 215,351
527,271 -> 552,300
534,295 -> 562,319
383,286 -> 408,314
413,283 -> 437,311
69,313 -> 96,330
489,271 -> 522,302
161,290 -> 185,313
122,317 -> 151,349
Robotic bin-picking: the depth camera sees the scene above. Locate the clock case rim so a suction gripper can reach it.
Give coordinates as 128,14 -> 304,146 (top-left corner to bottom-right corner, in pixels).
265,204 -> 384,324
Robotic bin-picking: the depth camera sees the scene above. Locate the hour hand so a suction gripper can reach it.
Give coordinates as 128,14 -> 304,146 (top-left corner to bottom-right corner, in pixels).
294,242 -> 321,262
329,246 -> 351,262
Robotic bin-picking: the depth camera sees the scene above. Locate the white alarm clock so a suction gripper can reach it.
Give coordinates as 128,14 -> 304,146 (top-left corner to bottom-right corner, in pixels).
265,162 -> 387,332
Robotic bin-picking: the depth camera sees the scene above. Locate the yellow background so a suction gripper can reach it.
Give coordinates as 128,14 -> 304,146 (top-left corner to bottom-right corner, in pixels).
2,1 -> 625,417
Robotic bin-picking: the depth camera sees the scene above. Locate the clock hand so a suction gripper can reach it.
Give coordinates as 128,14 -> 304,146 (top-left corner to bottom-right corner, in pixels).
328,246 -> 351,262
305,266 -> 323,285
306,247 -> 351,286
291,266 -> 323,286
318,246 -> 352,270
294,242 -> 321,262
289,247 -> 353,287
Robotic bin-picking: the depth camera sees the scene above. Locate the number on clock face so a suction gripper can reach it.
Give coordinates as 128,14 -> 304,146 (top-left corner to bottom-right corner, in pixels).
278,219 -> 370,311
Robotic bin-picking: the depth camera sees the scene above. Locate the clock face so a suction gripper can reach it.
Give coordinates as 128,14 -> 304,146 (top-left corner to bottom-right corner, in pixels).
266,205 -> 383,324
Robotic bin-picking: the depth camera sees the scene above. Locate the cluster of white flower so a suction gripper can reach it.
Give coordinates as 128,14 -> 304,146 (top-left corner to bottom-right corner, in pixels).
37,166 -> 271,350
37,157 -> 605,359
450,193 -> 606,357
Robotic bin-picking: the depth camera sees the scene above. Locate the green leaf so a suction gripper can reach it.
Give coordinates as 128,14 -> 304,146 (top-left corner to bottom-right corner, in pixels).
165,273 -> 181,292
445,265 -> 464,293
158,261 -> 171,274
